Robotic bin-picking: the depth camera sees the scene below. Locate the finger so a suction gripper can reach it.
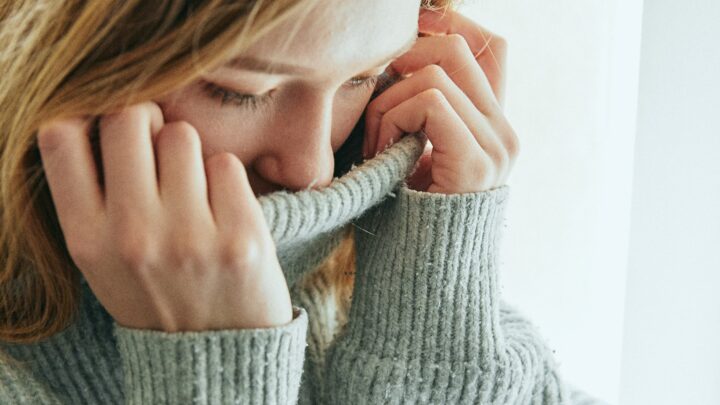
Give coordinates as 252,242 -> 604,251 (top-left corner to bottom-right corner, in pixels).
390,34 -> 501,119
373,89 -> 491,193
99,102 -> 164,213
405,143 -> 433,191
37,116 -> 105,234
155,121 -> 210,218
205,153 -> 264,235
374,87 -> 479,165
364,64 -> 505,164
417,8 -> 508,108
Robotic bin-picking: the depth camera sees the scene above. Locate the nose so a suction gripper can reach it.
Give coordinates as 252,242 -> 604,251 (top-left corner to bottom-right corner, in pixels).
253,92 -> 335,191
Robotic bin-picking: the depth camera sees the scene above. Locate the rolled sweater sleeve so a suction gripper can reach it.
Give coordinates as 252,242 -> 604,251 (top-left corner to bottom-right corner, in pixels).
323,184 -> 584,404
113,306 -> 308,405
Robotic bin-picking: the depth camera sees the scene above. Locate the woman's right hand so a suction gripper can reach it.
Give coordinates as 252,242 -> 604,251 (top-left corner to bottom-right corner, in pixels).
36,102 -> 293,332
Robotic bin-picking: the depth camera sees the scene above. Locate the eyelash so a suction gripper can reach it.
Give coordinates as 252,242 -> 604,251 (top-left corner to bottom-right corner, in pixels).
202,73 -> 385,111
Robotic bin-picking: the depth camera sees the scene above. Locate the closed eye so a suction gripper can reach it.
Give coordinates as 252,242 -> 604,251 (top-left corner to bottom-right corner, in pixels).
202,71 -> 393,110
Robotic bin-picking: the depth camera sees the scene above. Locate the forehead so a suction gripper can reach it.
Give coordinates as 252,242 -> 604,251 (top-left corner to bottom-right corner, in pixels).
240,0 -> 420,77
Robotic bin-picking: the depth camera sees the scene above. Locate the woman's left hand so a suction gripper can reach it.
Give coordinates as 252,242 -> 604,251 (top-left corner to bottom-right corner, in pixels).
362,8 -> 520,194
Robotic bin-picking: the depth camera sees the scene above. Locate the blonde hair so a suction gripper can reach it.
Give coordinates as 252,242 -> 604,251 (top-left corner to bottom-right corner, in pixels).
0,0 -> 459,344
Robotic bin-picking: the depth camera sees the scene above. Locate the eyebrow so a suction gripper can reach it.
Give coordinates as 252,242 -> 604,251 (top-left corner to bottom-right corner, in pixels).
224,31 -> 419,75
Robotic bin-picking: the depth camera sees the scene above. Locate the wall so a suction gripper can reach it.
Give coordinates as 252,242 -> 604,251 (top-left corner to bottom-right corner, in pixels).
457,1 -> 644,403
619,0 -> 720,403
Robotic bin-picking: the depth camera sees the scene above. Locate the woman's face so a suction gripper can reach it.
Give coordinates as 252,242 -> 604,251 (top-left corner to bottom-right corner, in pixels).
155,0 -> 420,196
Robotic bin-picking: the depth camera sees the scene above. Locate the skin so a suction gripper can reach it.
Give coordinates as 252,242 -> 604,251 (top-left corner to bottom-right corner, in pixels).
36,1 -> 519,332
156,0 -> 422,196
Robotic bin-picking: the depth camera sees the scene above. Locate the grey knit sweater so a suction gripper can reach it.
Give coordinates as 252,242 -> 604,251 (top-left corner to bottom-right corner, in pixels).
0,132 -> 605,404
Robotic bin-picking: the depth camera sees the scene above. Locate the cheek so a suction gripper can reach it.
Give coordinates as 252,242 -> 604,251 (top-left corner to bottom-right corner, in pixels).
331,92 -> 374,151
156,82 -> 374,158
155,85 -> 261,159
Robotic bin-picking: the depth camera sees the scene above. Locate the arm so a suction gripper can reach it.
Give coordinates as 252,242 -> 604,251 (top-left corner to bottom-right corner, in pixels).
323,184 -> 595,404
113,306 -> 308,405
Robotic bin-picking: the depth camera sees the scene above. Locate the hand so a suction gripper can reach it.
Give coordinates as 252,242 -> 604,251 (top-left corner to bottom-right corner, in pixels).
362,8 -> 520,194
36,102 -> 292,332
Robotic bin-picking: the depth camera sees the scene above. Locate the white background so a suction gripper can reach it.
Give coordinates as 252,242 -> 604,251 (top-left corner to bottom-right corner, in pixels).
457,1 -> 720,404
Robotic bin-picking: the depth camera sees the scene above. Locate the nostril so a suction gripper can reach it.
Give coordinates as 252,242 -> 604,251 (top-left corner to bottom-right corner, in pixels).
246,164 -> 285,196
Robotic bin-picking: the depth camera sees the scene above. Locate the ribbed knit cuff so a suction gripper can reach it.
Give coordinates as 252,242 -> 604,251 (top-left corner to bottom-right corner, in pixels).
114,306 -> 308,405
324,184 -> 511,403
343,184 -> 510,362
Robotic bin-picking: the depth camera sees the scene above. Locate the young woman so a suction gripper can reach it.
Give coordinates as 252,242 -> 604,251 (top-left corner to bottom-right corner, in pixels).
0,0 -> 602,403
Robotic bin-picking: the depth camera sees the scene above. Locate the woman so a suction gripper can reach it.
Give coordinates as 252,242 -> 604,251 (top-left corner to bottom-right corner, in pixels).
0,0 -> 602,403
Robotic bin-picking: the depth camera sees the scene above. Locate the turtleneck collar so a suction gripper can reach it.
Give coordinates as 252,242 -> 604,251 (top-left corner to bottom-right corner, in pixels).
258,131 -> 426,285
79,131 -> 426,292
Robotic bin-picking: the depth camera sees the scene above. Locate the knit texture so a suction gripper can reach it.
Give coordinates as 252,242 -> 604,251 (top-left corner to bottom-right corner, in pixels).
257,128 -> 428,287
0,132 -> 607,404
312,181 -> 578,404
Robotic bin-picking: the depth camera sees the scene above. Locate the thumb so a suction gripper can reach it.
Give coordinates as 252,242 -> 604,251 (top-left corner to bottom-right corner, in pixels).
406,142 -> 433,192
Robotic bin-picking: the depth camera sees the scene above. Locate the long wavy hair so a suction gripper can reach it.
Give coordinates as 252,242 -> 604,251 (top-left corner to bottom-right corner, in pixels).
0,0 -> 459,344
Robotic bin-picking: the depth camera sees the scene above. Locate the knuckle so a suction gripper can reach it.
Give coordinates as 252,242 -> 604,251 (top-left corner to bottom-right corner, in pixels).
36,124 -> 63,152
419,88 -> 447,108
486,135 -> 511,168
494,146 -> 511,169
219,236 -> 268,270
110,203 -> 148,226
157,122 -> 200,150
498,121 -> 520,159
488,101 -> 504,117
37,117 -> 89,152
366,97 -> 378,112
116,231 -> 156,270
423,63 -> 446,80
377,116 -> 393,138
422,64 -> 455,88
141,101 -> 164,127
491,34 -> 508,50
130,101 -> 162,126
366,96 -> 383,116
207,152 -> 245,176
447,33 -> 472,53
506,131 -> 521,159
102,103 -> 145,126
168,237 -> 210,270
163,120 -> 199,138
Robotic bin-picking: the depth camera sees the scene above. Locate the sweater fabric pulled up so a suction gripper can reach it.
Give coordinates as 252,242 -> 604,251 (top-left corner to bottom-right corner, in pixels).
0,129 -> 606,404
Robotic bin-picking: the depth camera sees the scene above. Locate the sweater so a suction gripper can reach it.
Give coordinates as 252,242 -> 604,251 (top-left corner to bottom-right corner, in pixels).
0,130 -> 607,404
